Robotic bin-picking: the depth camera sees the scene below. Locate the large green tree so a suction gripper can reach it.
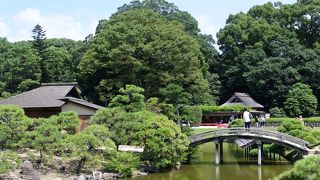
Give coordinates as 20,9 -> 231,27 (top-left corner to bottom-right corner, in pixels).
113,0 -> 220,100
31,24 -> 48,83
284,83 -> 318,117
42,46 -> 73,82
216,1 -> 320,108
79,9 -> 211,105
0,39 -> 41,97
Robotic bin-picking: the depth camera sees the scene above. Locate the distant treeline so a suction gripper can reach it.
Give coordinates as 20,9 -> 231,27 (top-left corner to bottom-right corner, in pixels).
0,0 -> 319,117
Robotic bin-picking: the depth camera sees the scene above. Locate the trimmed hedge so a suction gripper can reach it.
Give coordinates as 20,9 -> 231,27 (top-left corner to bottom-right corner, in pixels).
268,117 -> 320,123
229,117 -> 320,128
180,106 -> 202,126
200,105 -> 251,113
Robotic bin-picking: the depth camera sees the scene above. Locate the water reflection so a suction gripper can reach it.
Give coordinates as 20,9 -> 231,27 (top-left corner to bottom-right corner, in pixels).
215,166 -> 220,180
258,166 -> 262,180
132,143 -> 292,180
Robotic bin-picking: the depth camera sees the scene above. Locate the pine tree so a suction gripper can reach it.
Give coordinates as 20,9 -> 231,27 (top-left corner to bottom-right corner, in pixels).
31,24 -> 48,82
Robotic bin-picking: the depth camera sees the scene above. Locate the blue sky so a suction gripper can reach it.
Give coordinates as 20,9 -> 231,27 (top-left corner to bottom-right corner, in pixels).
0,0 -> 296,42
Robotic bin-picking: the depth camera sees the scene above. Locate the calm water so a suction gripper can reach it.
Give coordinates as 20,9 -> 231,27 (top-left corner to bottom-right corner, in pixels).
132,142 -> 292,180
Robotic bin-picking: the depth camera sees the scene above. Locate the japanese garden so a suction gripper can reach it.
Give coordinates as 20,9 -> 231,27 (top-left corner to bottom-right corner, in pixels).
1,0 -> 320,179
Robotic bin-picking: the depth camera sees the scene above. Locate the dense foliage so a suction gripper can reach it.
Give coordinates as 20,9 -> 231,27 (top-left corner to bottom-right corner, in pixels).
79,9 -> 212,105
229,117 -> 320,128
269,107 -> 287,118
90,85 -> 190,169
201,105 -> 250,113
216,0 -> 320,110
284,83 -> 318,117
105,152 -> 140,177
277,119 -> 320,145
0,151 -> 22,174
1,0 -> 320,177
180,106 -> 202,126
1,0 -> 319,115
275,155 -> 320,180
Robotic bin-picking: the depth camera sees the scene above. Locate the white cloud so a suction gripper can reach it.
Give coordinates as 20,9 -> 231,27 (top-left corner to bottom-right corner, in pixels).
0,18 -> 10,37
196,15 -> 219,38
10,8 -> 85,41
13,8 -> 41,25
89,20 -> 99,34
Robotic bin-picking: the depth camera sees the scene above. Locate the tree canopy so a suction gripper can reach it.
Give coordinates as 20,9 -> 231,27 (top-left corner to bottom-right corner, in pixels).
284,83 -> 318,117
0,0 -> 319,114
79,9 -> 211,105
216,1 -> 320,110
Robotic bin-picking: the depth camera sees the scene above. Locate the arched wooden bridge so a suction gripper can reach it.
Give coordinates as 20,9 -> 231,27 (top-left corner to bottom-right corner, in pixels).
189,128 -> 310,165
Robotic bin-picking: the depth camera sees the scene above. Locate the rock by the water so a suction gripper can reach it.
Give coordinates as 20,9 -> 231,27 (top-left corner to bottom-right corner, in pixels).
86,175 -> 93,180
78,174 -> 94,180
0,169 -> 22,180
78,174 -> 86,180
92,171 -> 102,180
102,173 -> 115,180
20,160 -> 40,180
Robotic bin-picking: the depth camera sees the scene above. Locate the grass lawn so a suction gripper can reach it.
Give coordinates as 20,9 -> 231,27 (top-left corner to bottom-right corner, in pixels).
192,126 -> 280,135
262,126 -> 278,131
192,128 -> 217,135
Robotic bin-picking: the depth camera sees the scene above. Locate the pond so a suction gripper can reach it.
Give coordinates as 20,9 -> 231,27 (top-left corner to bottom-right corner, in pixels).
131,142 -> 292,180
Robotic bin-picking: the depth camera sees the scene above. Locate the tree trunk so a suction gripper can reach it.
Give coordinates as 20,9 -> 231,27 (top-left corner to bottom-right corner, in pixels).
176,106 -> 181,125
76,157 -> 86,175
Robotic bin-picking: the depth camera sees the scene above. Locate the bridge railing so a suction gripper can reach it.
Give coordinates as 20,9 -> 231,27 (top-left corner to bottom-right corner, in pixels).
190,128 -> 309,149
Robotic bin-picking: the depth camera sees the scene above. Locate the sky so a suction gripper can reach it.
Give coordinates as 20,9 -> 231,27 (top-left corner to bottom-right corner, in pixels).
0,0 -> 296,42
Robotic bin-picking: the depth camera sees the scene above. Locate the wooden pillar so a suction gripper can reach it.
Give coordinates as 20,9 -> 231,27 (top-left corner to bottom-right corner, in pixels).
261,142 -> 263,161
220,142 -> 223,163
269,151 -> 271,160
257,141 -> 262,165
215,141 -> 220,165
244,148 -> 248,158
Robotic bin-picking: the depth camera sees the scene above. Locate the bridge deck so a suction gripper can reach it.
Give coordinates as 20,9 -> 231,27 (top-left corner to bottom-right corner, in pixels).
190,128 -> 310,152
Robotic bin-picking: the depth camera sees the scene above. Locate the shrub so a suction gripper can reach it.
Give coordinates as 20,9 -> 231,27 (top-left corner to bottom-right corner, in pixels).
51,111 -> 79,134
249,148 -> 267,157
0,105 -> 33,149
62,133 -> 104,174
105,152 -> 140,177
200,105 -> 250,113
228,119 -> 244,128
91,109 -> 190,169
284,83 -> 318,117
146,97 -> 177,122
269,107 -> 286,118
275,156 -> 320,180
0,151 -> 22,174
180,106 -> 202,126
277,119 -> 320,145
81,125 -> 116,151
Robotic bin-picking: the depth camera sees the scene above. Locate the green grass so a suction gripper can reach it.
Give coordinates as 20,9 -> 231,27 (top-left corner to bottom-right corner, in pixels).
193,128 -> 216,135
262,126 -> 278,131
192,126 -> 279,135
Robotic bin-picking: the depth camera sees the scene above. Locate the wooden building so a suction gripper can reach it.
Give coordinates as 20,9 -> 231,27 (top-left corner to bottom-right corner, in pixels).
0,83 -> 104,129
202,92 -> 264,126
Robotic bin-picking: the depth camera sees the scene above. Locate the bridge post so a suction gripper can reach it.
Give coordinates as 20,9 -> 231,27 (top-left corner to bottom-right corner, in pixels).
257,140 -> 262,165
214,140 -> 220,165
220,142 -> 223,163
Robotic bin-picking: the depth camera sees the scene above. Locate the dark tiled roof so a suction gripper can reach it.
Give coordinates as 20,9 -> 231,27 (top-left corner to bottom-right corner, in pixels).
0,83 -> 102,110
59,97 -> 104,110
221,92 -> 264,108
